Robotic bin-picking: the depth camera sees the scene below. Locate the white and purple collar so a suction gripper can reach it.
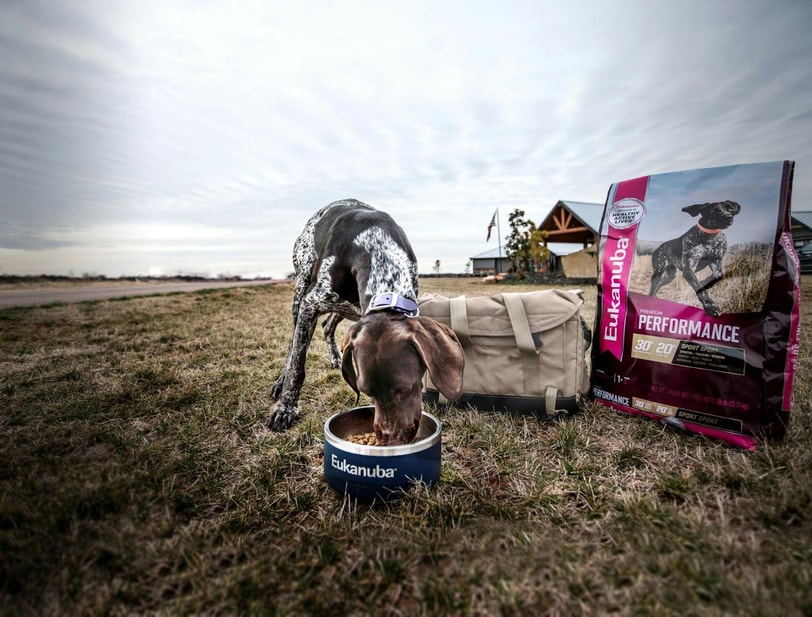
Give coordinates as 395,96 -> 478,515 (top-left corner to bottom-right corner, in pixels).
365,292 -> 420,318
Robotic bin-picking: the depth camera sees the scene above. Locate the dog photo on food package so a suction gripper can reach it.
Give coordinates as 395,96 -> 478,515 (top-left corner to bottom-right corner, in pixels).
591,161 -> 800,449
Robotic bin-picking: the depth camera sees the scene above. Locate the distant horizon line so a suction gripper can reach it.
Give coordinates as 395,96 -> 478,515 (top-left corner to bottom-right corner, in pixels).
0,272 -> 483,282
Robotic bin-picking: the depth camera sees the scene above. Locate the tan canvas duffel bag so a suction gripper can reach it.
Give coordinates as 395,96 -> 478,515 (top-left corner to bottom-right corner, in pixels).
419,290 -> 591,417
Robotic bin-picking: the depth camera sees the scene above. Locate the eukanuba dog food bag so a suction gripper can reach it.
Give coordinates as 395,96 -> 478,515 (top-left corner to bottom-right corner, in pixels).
591,160 -> 799,449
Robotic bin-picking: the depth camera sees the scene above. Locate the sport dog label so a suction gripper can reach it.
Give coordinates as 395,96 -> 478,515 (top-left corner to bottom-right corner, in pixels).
592,161 -> 799,449
630,396 -> 744,433
630,334 -> 746,375
670,340 -> 745,374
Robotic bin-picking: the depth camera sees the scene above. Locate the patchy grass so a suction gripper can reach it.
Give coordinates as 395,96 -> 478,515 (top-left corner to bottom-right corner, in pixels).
1,278 -> 810,616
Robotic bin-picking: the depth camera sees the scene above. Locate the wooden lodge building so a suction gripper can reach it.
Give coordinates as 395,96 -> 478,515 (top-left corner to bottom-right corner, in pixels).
471,200 -> 604,278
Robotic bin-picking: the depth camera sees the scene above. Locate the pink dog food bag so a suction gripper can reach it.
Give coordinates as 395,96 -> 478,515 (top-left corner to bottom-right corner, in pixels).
591,161 -> 799,449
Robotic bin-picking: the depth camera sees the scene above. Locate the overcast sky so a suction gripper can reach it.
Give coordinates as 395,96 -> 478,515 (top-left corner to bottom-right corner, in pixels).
1,0 -> 810,278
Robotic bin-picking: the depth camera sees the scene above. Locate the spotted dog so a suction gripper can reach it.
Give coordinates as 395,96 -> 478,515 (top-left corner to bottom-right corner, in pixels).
649,200 -> 741,316
269,199 -> 464,445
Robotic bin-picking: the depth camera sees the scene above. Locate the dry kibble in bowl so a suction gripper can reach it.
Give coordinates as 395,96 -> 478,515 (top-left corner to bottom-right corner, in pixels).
345,432 -> 380,446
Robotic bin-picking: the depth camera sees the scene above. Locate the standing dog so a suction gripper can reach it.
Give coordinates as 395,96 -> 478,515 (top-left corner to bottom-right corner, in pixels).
269,199 -> 464,445
649,200 -> 741,316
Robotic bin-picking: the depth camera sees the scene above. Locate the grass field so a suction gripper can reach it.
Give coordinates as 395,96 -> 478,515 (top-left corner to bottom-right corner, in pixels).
1,277 -> 810,616
627,244 -> 773,314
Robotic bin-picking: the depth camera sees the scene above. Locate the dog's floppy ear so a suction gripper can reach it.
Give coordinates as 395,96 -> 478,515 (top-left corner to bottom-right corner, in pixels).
724,200 -> 742,215
409,317 -> 465,401
682,202 -> 710,217
340,325 -> 360,403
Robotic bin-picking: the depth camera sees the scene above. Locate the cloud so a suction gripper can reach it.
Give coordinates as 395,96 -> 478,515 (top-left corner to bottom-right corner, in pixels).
0,0 -> 811,277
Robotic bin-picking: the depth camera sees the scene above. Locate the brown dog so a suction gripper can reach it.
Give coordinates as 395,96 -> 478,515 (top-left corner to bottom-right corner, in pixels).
269,199 -> 464,444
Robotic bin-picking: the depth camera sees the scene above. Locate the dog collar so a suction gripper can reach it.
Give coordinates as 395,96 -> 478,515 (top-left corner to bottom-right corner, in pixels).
366,292 -> 420,318
696,223 -> 722,234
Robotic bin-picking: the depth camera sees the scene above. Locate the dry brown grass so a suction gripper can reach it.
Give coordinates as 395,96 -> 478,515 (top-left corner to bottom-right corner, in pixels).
628,244 -> 772,313
1,277 -> 810,616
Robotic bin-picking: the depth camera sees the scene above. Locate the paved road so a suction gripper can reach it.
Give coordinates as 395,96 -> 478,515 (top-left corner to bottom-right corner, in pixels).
0,280 -> 285,308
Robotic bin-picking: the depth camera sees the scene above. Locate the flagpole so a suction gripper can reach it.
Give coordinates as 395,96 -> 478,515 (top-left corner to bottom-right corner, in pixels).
496,208 -> 502,274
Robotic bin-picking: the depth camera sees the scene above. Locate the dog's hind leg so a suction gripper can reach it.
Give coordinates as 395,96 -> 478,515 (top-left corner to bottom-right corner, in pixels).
649,244 -> 676,297
322,313 -> 344,369
649,245 -> 678,297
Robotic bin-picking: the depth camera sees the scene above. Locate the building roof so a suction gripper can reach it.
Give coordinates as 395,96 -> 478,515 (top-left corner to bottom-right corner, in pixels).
792,211 -> 812,230
557,200 -> 605,232
537,200 -> 604,244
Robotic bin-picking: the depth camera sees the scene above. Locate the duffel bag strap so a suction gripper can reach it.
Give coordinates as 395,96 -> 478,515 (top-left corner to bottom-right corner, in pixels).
502,293 -> 537,354
449,295 -> 475,396
545,386 -> 568,417
449,296 -> 472,346
503,293 -> 541,395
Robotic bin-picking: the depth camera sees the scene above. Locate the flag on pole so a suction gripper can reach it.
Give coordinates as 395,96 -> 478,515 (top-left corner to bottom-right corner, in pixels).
486,212 -> 496,241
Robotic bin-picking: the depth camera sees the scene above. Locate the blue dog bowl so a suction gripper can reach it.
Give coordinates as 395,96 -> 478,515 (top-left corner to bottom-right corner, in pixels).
323,406 -> 441,501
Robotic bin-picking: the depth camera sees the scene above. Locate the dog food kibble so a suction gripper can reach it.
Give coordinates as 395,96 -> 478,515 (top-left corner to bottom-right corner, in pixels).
346,432 -> 380,446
